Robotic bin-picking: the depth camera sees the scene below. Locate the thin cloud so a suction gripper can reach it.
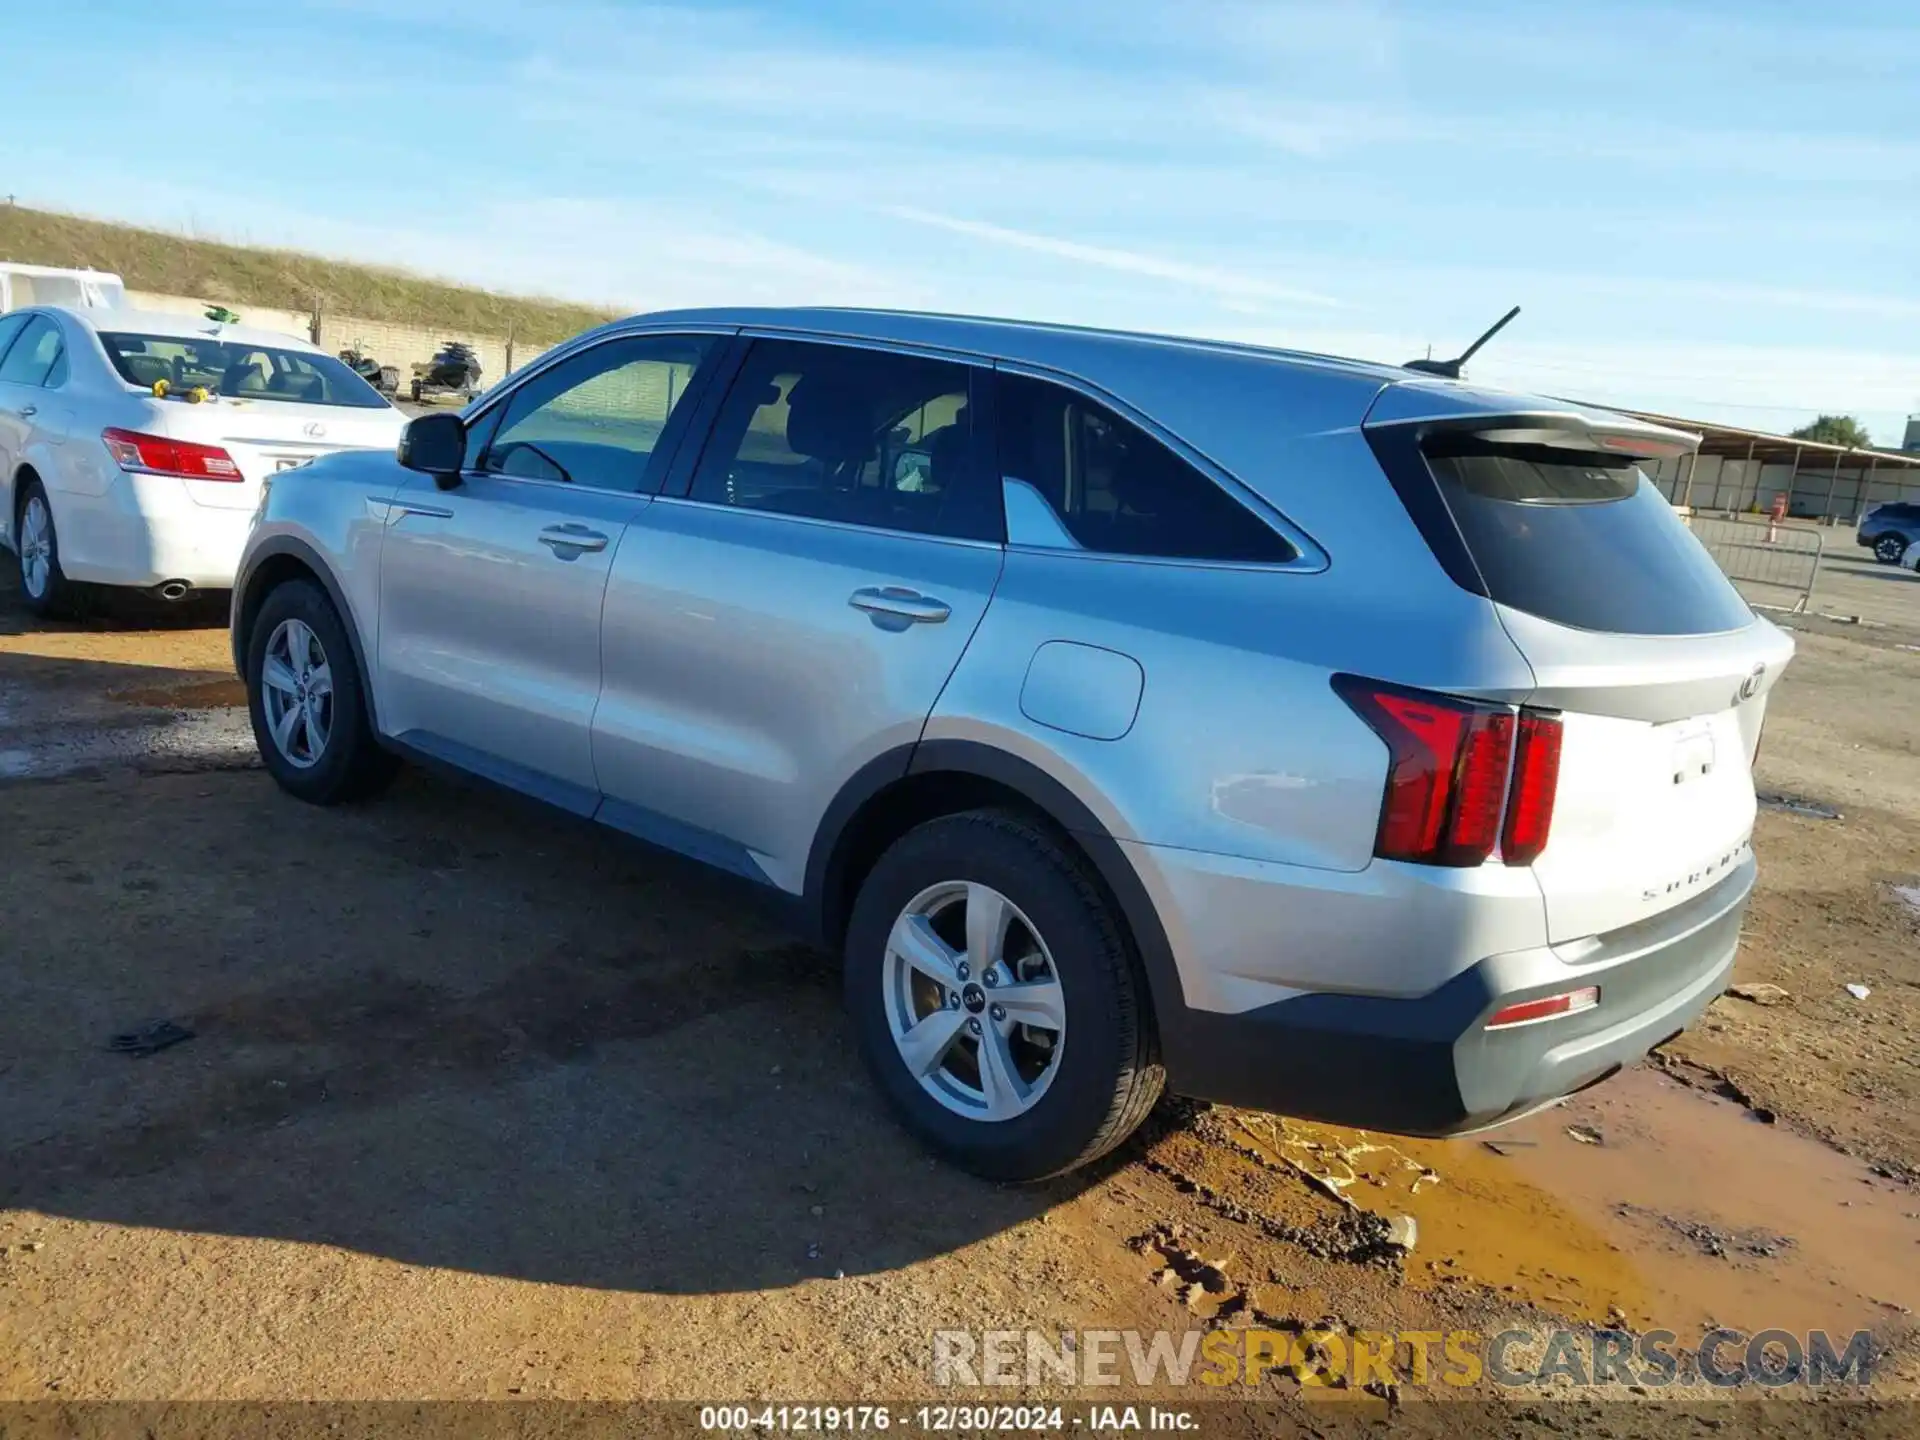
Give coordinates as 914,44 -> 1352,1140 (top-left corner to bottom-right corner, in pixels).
882,206 -> 1342,309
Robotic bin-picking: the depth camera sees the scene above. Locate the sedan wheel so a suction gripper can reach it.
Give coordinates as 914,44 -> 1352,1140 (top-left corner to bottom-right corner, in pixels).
1876,534 -> 1907,564
18,494 -> 53,601
259,617 -> 334,769
883,880 -> 1067,1122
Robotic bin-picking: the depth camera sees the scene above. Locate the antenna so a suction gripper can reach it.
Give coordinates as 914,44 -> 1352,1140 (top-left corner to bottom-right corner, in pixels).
1405,305 -> 1521,380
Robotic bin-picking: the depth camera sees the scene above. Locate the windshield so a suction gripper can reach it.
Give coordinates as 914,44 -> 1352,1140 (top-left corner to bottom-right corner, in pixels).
99,332 -> 390,409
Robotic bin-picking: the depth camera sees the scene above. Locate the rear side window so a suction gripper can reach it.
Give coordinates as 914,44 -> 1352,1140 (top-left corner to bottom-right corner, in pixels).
0,317 -> 62,386
996,373 -> 1295,562
689,339 -> 998,541
0,313 -> 29,368
1374,429 -> 1753,635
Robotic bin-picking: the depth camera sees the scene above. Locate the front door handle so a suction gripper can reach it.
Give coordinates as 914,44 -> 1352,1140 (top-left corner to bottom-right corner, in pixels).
539,523 -> 610,555
849,586 -> 951,624
18,405 -> 36,419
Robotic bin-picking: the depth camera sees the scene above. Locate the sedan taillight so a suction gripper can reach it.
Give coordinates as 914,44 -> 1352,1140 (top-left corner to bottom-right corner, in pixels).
102,428 -> 242,481
1334,676 -> 1562,868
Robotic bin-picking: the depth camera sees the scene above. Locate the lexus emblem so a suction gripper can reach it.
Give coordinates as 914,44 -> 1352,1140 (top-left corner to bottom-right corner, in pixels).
303,422 -> 327,438
1737,664 -> 1766,702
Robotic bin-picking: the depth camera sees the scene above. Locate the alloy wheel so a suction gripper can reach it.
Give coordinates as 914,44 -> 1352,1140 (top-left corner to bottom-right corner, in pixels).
882,880 -> 1067,1121
18,496 -> 51,600
260,618 -> 334,769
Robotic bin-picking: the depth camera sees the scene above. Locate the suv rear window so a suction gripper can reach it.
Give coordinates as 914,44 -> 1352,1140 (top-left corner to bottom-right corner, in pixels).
1371,428 -> 1753,636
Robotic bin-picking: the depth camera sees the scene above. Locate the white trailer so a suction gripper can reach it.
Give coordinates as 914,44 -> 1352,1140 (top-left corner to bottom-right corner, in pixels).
0,262 -> 127,313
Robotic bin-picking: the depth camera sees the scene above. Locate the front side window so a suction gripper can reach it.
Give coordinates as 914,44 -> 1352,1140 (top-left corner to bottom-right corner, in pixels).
688,339 -> 995,540
98,332 -> 388,408
0,317 -> 63,386
480,334 -> 715,493
996,373 -> 1296,562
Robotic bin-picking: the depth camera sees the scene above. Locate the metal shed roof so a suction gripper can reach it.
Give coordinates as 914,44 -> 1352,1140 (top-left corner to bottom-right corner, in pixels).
1617,409 -> 1920,470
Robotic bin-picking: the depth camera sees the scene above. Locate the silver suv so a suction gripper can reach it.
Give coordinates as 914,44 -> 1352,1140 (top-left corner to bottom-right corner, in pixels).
232,309 -> 1792,1180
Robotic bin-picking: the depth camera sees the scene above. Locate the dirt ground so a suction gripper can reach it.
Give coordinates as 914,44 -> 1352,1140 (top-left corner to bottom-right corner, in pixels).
2,553 -> 1918,1435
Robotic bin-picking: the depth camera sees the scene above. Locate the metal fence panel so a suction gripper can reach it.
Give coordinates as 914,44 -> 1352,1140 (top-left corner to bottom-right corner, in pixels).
1687,514 -> 1823,613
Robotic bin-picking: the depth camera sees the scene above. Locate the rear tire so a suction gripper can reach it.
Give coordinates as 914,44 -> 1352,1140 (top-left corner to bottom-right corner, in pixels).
845,808 -> 1163,1181
245,579 -> 397,805
1875,533 -> 1907,564
14,480 -> 74,618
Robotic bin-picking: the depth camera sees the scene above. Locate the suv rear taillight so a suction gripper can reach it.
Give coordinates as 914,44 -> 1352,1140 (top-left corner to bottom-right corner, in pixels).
1333,676 -> 1562,868
1501,709 -> 1562,866
102,428 -> 242,481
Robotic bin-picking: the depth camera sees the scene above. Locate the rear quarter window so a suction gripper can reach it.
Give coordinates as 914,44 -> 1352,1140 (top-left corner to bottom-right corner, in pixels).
1369,428 -> 1754,636
996,372 -> 1296,562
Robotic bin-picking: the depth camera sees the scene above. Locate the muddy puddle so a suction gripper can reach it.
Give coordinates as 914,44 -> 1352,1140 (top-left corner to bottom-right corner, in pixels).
0,667 -> 253,780
1232,1066 -> 1919,1338
110,676 -> 248,710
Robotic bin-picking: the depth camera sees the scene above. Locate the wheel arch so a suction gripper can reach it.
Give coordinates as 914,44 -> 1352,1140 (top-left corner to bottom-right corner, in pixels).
9,462 -> 49,554
10,460 -> 43,518
804,738 -> 1187,1040
232,537 -> 380,731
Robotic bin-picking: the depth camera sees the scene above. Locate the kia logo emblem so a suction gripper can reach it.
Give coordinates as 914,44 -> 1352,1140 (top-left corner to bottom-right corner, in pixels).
303,422 -> 327,438
1737,664 -> 1766,702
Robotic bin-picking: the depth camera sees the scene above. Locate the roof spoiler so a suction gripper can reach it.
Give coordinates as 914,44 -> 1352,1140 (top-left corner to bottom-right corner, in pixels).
1364,387 -> 1700,462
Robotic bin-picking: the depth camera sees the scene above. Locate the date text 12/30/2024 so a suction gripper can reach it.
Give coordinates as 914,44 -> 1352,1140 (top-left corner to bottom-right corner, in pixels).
699,1405 -> 1198,1432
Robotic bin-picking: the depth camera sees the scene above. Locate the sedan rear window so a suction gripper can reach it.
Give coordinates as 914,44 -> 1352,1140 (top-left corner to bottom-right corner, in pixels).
1372,429 -> 1754,635
99,333 -> 389,409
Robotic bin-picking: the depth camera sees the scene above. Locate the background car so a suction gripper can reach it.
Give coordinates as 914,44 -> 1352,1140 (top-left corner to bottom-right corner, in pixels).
1855,500 -> 1920,564
0,305 -> 407,614
231,308 -> 1791,1181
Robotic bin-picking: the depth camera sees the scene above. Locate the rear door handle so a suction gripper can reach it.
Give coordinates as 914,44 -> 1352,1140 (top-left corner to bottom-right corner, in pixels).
539,523 -> 610,555
849,586 -> 951,624
18,405 -> 36,419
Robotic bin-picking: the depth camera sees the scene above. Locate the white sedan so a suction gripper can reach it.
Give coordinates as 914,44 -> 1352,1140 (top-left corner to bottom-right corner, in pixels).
0,306 -> 407,614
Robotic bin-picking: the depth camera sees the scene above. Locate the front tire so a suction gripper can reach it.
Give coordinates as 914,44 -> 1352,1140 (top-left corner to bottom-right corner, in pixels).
15,481 -> 74,617
845,809 -> 1163,1181
245,579 -> 396,804
1875,533 -> 1907,564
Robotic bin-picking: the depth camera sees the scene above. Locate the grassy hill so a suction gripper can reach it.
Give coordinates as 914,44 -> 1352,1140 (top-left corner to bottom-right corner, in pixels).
0,205 -> 616,345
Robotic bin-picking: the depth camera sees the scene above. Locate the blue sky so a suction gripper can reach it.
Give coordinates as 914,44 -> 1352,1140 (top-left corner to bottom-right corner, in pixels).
5,0 -> 1917,442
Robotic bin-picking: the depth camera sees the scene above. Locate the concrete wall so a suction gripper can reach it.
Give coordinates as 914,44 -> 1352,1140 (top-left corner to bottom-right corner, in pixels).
126,290 -> 312,342
316,315 -> 553,394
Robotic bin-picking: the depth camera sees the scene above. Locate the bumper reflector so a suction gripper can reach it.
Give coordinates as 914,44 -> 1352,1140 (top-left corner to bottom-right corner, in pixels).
1485,986 -> 1600,1031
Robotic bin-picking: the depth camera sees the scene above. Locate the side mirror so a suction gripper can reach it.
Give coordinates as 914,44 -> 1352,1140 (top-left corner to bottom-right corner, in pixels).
398,412 -> 466,487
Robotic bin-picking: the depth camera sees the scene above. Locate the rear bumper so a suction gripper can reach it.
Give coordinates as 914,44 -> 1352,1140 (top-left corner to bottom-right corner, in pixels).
56,473 -> 253,590
1158,857 -> 1753,1135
